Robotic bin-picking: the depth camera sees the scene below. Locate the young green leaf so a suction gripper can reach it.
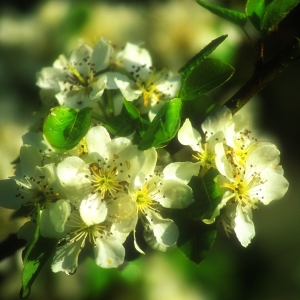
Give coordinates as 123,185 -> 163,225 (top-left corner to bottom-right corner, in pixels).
179,58 -> 234,101
138,98 -> 182,150
261,0 -> 300,32
196,0 -> 247,27
179,35 -> 228,78
186,169 -> 222,221
20,207 -> 57,299
246,0 -> 272,31
172,209 -> 217,265
43,106 -> 92,153
105,99 -> 140,136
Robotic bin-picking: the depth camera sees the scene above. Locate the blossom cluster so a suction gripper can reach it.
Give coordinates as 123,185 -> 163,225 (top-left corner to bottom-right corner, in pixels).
0,126 -> 197,273
36,38 -> 180,120
178,107 -> 289,247
0,37 -> 289,278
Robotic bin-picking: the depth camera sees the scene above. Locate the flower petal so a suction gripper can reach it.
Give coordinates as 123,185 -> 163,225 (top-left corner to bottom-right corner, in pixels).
178,118 -> 201,152
234,205 -> 255,247
80,196 -> 108,226
163,162 -> 199,184
158,179 -> 194,208
260,166 -> 289,205
94,235 -> 125,268
52,237 -> 84,274
146,210 -> 179,247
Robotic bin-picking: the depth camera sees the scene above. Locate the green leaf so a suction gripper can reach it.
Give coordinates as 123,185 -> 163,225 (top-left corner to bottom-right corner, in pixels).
261,0 -> 300,31
196,0 -> 247,27
186,169 -> 222,221
138,98 -> 182,150
43,106 -> 92,153
179,58 -> 234,101
20,207 -> 57,299
173,210 -> 217,265
179,35 -> 228,77
246,0 -> 272,31
181,95 -> 220,126
105,100 -> 140,136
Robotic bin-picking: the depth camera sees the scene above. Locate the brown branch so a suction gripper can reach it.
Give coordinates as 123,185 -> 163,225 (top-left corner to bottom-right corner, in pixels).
225,38 -> 300,114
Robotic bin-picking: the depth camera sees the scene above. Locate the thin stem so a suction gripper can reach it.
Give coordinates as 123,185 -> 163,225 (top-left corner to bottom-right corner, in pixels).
224,38 -> 300,114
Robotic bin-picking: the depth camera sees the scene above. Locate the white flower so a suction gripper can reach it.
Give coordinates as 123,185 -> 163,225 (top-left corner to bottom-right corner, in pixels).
51,198 -> 127,274
0,146 -> 70,238
57,126 -> 151,205
114,42 -> 180,119
109,160 -> 197,251
178,106 -> 233,174
37,38 -> 114,109
216,143 -> 289,247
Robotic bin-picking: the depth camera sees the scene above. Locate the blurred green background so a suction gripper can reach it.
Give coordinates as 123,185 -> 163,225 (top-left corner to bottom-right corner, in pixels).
1,0 -> 300,299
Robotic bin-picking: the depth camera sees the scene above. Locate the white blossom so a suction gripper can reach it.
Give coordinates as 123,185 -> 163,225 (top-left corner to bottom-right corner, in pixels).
114,42 -> 181,119
215,139 -> 288,247
109,159 -> 197,251
178,106 -> 233,174
51,198 -> 127,274
37,38 -> 115,109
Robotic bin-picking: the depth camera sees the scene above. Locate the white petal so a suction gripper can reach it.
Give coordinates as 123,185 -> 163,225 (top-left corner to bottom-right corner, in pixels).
105,72 -> 130,89
108,141 -> 146,182
133,147 -> 157,188
40,205 -> 68,239
234,205 -> 255,247
85,126 -> 111,155
158,179 -> 194,208
260,166 -> 289,205
91,38 -> 113,72
163,162 -> 199,184
177,118 -> 201,151
215,142 -> 233,178
146,210 -> 179,247
52,237 -> 84,274
202,106 -> 232,137
53,54 -> 68,69
114,78 -> 141,101
56,157 -> 91,203
70,44 -> 93,76
36,67 -> 65,91
20,145 -> 43,177
108,195 -> 137,233
94,236 -> 125,268
49,200 -> 71,233
89,75 -> 107,101
121,42 -> 152,71
246,144 -> 280,173
0,179 -> 24,209
232,113 -> 248,133
80,196 -> 108,226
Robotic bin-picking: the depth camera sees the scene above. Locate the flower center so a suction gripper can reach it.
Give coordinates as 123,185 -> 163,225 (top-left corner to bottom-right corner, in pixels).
67,65 -> 90,87
231,130 -> 258,166
193,143 -> 216,169
221,172 -> 263,209
132,66 -> 170,106
67,212 -> 107,247
15,175 -> 61,214
134,186 -> 154,214
89,163 -> 125,199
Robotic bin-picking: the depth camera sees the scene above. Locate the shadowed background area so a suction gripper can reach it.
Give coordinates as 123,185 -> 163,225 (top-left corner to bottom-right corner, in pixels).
1,0 -> 300,299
